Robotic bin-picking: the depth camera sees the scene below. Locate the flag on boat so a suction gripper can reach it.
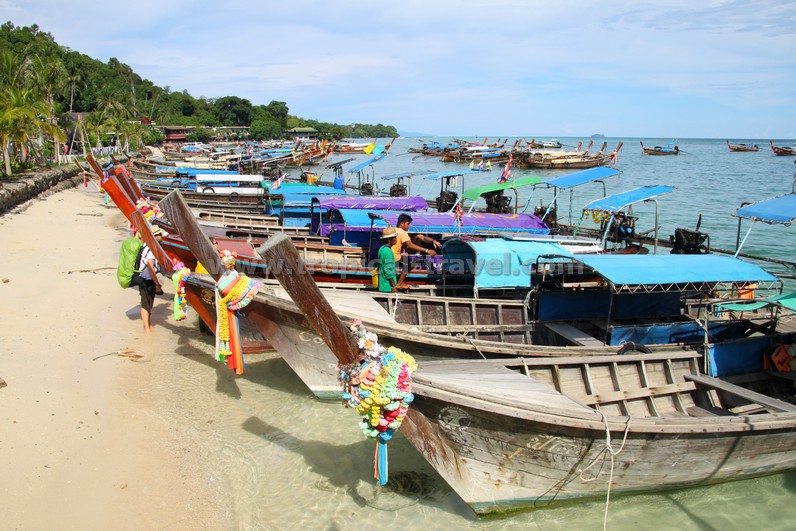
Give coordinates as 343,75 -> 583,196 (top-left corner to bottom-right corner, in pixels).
372,142 -> 386,156
498,155 -> 513,183
363,141 -> 376,155
454,203 -> 464,228
271,174 -> 286,190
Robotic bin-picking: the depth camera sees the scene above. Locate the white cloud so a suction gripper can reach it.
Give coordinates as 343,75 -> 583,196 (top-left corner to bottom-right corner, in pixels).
3,0 -> 794,137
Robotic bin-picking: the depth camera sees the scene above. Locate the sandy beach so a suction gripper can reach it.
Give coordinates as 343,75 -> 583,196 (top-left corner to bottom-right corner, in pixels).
0,184 -> 226,529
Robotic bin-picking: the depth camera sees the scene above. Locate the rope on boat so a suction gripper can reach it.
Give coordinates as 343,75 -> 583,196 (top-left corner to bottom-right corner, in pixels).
455,333 -> 487,359
578,411 -> 632,531
391,292 -> 401,320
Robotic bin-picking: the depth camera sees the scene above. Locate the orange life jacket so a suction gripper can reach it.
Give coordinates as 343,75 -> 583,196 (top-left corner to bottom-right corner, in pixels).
764,343 -> 792,372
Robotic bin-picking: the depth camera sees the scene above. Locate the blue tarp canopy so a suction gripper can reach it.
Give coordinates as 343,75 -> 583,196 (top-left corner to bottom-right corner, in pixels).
347,153 -> 387,173
541,167 -> 621,190
422,170 -> 486,180
734,193 -> 796,224
380,170 -> 435,181
267,182 -> 345,195
442,238 -> 573,290
563,254 -> 780,292
582,185 -> 677,212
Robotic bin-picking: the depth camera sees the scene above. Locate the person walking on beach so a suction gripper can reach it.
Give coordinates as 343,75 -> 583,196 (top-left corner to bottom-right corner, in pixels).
377,227 -> 399,293
137,226 -> 165,333
392,213 -> 441,289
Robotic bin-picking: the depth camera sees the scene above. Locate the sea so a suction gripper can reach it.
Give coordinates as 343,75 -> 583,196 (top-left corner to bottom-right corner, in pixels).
143,137 -> 796,530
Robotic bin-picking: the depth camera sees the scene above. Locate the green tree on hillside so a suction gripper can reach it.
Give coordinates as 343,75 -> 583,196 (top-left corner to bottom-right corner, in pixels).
214,96 -> 253,126
0,21 -> 398,172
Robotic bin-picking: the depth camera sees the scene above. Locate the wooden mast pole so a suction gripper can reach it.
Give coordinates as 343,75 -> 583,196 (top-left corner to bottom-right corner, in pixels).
257,234 -> 360,365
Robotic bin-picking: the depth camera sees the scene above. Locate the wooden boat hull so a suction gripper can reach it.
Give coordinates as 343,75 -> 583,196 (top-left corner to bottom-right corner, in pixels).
179,234 -> 796,516
518,156 -> 614,169
141,184 -> 266,204
402,366 -> 796,514
193,269 -> 796,514
182,275 -> 689,398
770,140 -> 796,156
727,142 -> 759,152
640,141 -> 679,155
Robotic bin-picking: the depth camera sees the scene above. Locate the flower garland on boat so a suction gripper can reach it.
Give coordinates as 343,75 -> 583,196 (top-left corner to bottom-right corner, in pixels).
132,197 -> 166,238
339,319 -> 416,485
135,197 -> 162,223
215,250 -> 260,375
171,258 -> 191,321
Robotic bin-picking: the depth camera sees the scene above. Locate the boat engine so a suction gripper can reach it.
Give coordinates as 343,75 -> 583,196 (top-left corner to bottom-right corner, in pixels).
435,190 -> 458,212
533,205 -> 557,228
483,190 -> 512,214
606,212 -> 637,243
669,228 -> 710,254
389,183 -> 408,197
360,182 -> 373,196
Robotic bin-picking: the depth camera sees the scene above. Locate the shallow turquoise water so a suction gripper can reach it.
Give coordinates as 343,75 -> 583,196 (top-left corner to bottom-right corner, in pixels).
148,340 -> 796,530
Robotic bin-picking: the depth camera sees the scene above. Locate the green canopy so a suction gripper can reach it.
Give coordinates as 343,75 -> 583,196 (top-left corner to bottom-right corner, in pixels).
714,291 -> 796,312
462,176 -> 542,201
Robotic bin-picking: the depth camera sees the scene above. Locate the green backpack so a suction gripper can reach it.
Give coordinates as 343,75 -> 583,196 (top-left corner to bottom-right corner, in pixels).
117,237 -> 144,288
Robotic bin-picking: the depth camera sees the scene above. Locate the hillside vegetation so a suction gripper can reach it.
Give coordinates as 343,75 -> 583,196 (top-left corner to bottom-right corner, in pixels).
0,22 -> 397,175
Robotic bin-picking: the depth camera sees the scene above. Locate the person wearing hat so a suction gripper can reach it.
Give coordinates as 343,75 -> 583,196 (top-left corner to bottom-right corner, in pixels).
137,225 -> 165,333
377,226 -> 399,293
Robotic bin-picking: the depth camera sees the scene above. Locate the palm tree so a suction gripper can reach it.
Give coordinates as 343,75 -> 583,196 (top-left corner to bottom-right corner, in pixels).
30,55 -> 68,163
0,87 -> 61,175
66,71 -> 84,114
0,49 -> 66,174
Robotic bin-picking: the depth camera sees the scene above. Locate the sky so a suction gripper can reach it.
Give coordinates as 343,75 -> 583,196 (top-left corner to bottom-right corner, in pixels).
2,0 -> 795,139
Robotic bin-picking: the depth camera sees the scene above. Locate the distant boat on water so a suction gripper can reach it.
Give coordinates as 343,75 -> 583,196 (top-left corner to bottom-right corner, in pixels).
727,141 -> 759,152
770,140 -> 796,156
641,141 -> 679,155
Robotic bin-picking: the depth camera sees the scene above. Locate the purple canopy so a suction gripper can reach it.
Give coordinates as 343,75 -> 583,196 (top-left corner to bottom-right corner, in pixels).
323,209 -> 549,237
313,195 -> 429,211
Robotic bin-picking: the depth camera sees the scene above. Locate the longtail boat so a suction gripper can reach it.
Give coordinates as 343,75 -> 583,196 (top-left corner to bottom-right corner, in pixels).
727,141 -> 760,152
640,141 -> 679,155
160,189 -> 788,400
516,142 -> 623,169
250,233 -> 796,516
770,140 -> 796,156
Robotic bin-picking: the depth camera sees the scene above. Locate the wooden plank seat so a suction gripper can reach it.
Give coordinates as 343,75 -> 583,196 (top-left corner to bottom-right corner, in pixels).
545,321 -> 604,347
684,373 -> 796,413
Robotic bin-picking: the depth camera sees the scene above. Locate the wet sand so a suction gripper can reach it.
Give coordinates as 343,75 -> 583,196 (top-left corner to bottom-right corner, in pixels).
0,185 -> 226,529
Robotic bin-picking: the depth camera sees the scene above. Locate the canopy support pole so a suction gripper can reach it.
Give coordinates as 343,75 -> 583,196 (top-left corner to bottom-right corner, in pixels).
644,199 -> 660,253
541,189 -> 561,224
735,221 -> 756,257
